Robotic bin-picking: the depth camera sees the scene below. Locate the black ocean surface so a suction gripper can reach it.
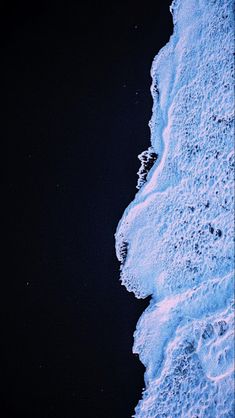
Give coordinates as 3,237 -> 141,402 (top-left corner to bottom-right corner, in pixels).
4,1 -> 173,417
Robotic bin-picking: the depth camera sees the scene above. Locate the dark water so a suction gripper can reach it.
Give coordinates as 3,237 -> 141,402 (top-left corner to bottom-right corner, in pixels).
4,1 -> 172,417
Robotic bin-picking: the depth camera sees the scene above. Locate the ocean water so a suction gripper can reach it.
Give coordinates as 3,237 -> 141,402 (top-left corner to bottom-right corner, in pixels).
115,0 -> 235,417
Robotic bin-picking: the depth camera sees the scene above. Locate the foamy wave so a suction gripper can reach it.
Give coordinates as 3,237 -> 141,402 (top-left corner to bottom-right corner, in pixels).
115,0 -> 234,416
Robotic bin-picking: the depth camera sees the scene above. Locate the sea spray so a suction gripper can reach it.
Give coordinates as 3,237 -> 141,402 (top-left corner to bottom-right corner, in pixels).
115,0 -> 234,416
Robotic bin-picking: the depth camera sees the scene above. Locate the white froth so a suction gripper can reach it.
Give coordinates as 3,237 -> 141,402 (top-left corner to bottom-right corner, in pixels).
115,0 -> 234,416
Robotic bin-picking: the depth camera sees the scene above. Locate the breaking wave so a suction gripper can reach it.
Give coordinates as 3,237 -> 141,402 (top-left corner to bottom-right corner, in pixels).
115,0 -> 235,416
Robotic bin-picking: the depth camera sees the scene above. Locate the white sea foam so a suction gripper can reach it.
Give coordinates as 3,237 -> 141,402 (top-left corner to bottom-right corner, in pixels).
115,0 -> 235,416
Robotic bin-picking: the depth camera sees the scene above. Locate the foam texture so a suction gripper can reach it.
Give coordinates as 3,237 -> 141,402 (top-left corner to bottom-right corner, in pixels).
115,0 -> 235,416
